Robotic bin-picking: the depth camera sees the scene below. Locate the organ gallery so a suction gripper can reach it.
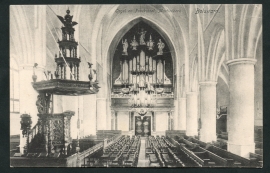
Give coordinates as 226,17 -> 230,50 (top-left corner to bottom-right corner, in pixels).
10,4 -> 262,167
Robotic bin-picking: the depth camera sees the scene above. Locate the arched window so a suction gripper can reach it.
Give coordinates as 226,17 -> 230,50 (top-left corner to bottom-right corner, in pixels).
10,58 -> 20,113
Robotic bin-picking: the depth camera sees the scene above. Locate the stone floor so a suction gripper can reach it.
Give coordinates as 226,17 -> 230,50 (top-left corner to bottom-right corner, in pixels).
137,138 -> 147,167
137,138 -> 160,167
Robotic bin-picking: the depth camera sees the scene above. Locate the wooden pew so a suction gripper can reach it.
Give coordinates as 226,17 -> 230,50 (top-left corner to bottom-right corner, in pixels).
181,146 -> 204,166
149,153 -> 159,164
176,137 -> 227,167
208,145 -> 251,167
167,148 -> 185,167
188,137 -> 255,167
179,138 -> 200,150
167,137 -> 202,167
193,146 -> 227,166
250,152 -> 263,166
162,153 -> 175,167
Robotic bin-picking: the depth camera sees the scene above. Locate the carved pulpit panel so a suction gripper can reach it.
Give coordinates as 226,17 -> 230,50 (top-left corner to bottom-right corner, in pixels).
34,111 -> 74,155
50,119 -> 64,143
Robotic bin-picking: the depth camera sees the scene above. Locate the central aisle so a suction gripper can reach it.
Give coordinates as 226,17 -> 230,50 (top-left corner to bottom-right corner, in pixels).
137,138 -> 148,167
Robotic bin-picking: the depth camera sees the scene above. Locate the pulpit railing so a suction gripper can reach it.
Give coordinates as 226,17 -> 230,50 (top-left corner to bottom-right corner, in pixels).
27,121 -> 43,153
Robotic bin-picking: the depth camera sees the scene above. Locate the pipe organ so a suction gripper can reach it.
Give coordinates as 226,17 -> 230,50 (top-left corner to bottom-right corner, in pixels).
114,34 -> 171,90
111,23 -> 174,110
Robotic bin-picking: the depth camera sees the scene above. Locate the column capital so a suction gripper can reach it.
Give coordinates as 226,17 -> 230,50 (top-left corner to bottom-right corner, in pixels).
226,58 -> 257,66
199,81 -> 217,86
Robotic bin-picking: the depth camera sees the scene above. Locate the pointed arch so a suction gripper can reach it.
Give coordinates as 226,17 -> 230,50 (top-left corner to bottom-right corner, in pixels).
106,17 -> 180,87
10,6 -> 34,64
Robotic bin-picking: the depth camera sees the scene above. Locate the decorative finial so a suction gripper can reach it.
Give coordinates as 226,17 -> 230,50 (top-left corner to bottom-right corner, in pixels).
87,62 -> 93,68
66,8 -> 70,14
147,35 -> 154,50
157,39 -> 165,55
32,63 -> 38,82
130,35 -> 138,50
57,8 -> 78,27
88,62 -> 93,82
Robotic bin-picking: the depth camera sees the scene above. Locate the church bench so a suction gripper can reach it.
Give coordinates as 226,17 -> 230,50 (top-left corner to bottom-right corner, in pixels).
13,153 -> 22,157
179,148 -> 203,167
167,148 -> 185,167
207,151 -> 227,166
149,153 -> 159,164
209,146 -> 251,166
181,145 -> 221,167
192,153 -> 217,167
26,153 -> 39,158
198,147 -> 227,166
189,138 -> 207,148
181,146 -> 204,166
167,137 -> 203,167
109,152 -> 119,161
162,153 -> 174,166
123,156 -> 135,167
250,152 -> 263,161
160,148 -> 168,153
145,148 -> 153,157
194,152 -> 209,159
249,153 -> 263,167
174,157 -> 185,167
207,162 -> 216,167
178,138 -> 200,150
49,152 -> 60,158
156,152 -> 166,167
38,152 -> 48,158
108,159 -> 120,167
190,146 -> 204,152
193,151 -> 207,155
123,160 -> 133,167
227,152 -> 250,166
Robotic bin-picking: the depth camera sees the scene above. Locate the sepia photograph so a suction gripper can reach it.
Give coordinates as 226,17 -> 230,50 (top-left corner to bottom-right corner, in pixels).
10,4 -> 262,168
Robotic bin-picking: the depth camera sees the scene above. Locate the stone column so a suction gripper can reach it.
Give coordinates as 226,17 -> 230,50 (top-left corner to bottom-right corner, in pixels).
171,111 -> 174,130
111,110 -> 115,130
106,99 -> 111,130
178,98 -> 187,131
96,98 -> 107,130
199,82 -> 217,143
173,100 -> 178,130
129,112 -> 132,131
168,112 -> 171,130
115,112 -> 118,130
186,92 -> 198,136
226,58 -> 256,158
152,112 -> 156,132
131,112 -> 134,130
